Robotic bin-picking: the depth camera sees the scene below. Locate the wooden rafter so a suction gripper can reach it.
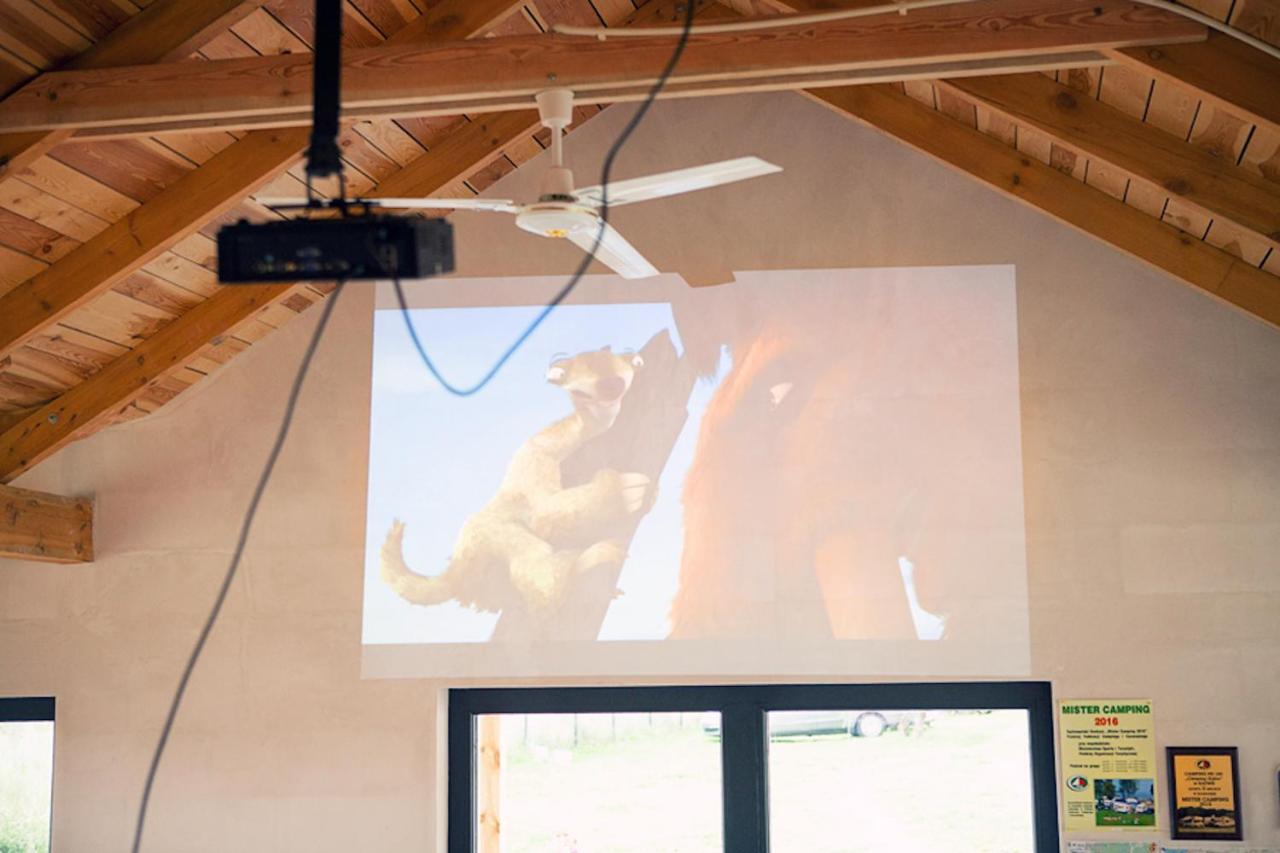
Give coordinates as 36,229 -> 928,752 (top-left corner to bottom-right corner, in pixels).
0,482 -> 92,563
0,0 -> 267,182
761,0 -> 1280,324
1,283 -> 288,480
808,84 -> 1280,329
0,128 -> 305,363
1112,31 -> 1280,136
0,0 -> 527,365
0,1 -> 672,482
937,73 -> 1280,244
0,114 -> 547,481
0,2 -> 1205,137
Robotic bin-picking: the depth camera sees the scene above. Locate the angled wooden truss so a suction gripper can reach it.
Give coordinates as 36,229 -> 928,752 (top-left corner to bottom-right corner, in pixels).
0,0 -> 1277,563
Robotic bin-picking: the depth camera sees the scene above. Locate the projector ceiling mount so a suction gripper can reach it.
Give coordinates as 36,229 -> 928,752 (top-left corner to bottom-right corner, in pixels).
217,0 -> 454,284
260,89 -> 782,280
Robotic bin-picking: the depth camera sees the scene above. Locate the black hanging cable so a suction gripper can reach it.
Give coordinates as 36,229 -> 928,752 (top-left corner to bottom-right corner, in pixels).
129,284 -> 345,853
393,0 -> 698,397
130,4 -> 698,847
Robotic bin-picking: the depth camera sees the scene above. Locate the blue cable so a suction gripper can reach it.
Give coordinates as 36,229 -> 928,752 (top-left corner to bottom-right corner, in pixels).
395,0 -> 697,396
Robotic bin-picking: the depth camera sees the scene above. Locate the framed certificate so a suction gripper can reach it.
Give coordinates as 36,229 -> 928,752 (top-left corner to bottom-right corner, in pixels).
1168,746 -> 1243,841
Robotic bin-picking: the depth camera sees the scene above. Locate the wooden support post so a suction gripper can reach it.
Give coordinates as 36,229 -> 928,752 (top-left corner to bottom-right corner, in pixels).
477,715 -> 502,853
0,483 -> 92,563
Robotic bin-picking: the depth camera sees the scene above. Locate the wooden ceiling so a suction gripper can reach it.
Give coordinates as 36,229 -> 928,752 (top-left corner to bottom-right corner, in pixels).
0,0 -> 1277,562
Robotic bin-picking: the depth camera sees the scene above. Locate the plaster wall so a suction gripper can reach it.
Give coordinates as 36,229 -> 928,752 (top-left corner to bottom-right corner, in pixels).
2,92 -> 1278,851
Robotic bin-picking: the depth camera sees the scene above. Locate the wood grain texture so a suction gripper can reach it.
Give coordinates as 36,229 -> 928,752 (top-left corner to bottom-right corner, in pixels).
0,0 -> 533,474
0,0 -> 266,183
0,0 -> 526,364
1113,31 -> 1280,135
941,74 -> 1280,243
0,282 -> 290,481
0,1 -> 1205,136
375,111 -> 541,197
0,126 -> 308,363
68,0 -> 268,68
810,84 -> 1280,330
477,715 -> 501,853
0,481 -> 92,562
49,137 -> 192,203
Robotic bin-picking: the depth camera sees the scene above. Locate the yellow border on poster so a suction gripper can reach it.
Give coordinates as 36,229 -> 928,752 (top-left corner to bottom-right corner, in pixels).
1060,700 -> 1156,833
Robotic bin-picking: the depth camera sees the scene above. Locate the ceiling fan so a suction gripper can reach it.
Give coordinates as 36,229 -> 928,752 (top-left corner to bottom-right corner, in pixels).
259,89 -> 782,279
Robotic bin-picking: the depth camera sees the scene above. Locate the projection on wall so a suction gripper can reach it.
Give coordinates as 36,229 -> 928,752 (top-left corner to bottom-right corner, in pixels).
362,267 -> 1029,677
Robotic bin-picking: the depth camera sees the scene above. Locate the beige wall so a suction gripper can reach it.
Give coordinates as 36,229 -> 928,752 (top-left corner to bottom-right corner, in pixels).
2,93 -> 1277,851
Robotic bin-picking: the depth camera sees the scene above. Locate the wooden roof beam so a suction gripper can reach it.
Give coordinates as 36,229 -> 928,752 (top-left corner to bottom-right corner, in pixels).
0,1 -> 1205,138
0,0 -> 267,181
0,483 -> 92,563
0,0 -> 701,481
0,112 -> 539,481
809,84 -> 1280,330
1111,31 -> 1280,137
937,73 -> 1280,246
0,0 -> 527,364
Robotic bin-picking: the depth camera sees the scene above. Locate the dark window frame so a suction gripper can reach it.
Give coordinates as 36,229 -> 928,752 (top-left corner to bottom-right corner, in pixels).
448,681 -> 1058,853
0,696 -> 54,723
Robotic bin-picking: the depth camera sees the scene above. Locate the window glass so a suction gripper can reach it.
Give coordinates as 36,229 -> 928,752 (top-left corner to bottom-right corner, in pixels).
767,709 -> 1034,853
475,712 -> 721,852
0,719 -> 54,853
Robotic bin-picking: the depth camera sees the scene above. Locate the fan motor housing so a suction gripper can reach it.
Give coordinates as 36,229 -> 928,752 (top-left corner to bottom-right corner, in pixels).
515,203 -> 600,239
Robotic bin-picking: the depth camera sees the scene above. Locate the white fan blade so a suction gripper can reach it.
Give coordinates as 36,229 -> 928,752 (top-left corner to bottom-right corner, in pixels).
255,196 -> 518,213
371,198 -> 519,213
574,156 -> 781,208
568,221 -> 659,279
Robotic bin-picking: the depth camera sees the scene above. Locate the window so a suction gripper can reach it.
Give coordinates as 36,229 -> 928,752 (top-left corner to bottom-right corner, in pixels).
449,683 -> 1057,852
0,698 -> 55,853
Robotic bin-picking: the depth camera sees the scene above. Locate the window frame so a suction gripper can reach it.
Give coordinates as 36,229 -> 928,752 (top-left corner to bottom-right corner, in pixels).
448,681 -> 1058,852
0,696 -> 57,851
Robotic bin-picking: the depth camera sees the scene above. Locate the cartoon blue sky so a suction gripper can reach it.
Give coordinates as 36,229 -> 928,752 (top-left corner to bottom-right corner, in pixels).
362,301 -> 723,644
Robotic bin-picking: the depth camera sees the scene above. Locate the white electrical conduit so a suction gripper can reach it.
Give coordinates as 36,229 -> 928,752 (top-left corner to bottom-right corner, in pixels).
552,0 -> 1280,63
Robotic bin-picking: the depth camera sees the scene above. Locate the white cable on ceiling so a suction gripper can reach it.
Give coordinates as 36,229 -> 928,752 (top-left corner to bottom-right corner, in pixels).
554,0 -> 978,37
552,0 -> 1280,63
1134,0 -> 1280,59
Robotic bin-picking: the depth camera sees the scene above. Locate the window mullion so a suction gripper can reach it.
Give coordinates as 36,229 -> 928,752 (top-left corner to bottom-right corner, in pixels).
721,700 -> 769,853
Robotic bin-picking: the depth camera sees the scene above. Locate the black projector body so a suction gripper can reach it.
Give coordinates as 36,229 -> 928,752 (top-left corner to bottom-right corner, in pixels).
216,216 -> 454,283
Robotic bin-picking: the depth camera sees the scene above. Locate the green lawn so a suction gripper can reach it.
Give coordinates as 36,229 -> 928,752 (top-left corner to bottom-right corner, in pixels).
490,711 -> 1035,852
0,722 -> 53,853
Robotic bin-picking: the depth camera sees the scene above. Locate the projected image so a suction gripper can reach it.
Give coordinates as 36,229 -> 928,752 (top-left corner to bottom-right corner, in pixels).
363,267 -> 1028,677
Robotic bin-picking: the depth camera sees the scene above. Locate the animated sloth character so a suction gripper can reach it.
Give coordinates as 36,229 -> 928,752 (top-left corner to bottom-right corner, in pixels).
381,346 -> 652,619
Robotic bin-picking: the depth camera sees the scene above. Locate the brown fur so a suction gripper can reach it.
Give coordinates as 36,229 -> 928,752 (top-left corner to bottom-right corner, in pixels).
669,294 -> 962,640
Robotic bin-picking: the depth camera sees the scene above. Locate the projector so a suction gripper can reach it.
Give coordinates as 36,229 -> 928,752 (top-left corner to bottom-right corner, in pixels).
216,216 -> 454,283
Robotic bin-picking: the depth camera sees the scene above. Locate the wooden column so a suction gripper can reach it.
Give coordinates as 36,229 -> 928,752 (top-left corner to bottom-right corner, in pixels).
0,483 -> 92,563
477,715 -> 502,853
